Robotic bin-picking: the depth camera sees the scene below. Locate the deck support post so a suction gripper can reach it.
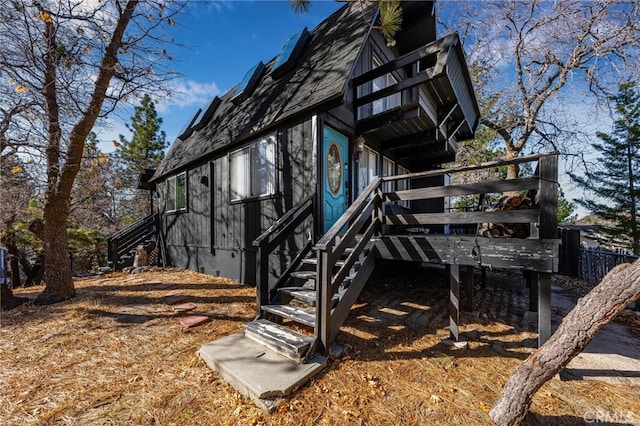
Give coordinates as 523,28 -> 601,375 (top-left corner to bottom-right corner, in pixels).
538,272 -> 552,345
527,271 -> 539,312
464,265 -> 474,312
449,263 -> 460,341
255,246 -> 269,318
537,155 -> 558,346
316,248 -> 332,356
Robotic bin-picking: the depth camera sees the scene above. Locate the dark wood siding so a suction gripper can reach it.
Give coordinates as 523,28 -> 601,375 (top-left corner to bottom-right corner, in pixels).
161,118 -> 317,285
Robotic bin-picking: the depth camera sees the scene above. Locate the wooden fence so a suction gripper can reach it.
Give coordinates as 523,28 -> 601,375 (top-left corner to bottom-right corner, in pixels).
579,247 -> 639,285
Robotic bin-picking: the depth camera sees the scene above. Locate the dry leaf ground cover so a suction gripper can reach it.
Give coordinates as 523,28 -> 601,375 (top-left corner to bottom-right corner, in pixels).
1,267 -> 639,425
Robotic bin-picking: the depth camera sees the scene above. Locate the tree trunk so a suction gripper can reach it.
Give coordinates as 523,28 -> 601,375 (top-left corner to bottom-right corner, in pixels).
505,149 -> 520,180
0,283 -> 28,310
34,196 -> 75,305
489,260 -> 640,426
7,245 -> 21,287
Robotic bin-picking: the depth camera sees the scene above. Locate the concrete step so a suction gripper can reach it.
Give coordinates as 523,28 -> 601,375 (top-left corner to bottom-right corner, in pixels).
198,333 -> 327,410
243,319 -> 314,364
262,304 -> 316,328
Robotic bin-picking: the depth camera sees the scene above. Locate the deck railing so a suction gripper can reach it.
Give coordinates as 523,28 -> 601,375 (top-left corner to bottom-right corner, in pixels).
315,178 -> 383,353
380,152 -> 558,241
107,213 -> 159,270
352,32 -> 478,139
253,194 -> 317,316
313,152 -> 559,352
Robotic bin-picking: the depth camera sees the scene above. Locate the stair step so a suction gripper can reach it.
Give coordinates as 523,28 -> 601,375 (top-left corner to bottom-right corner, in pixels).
278,287 -> 317,305
243,319 -> 314,363
277,287 -> 343,309
290,271 -> 316,280
301,258 -> 346,267
262,304 -> 316,327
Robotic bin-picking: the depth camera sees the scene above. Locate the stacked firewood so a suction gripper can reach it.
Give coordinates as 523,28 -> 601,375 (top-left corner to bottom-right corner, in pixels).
477,195 -> 532,239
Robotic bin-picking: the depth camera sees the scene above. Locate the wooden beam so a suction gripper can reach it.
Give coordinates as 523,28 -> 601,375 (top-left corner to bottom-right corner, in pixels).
376,235 -> 559,273
409,153 -> 457,171
316,250 -> 332,356
538,155 -> 558,239
354,72 -> 432,108
381,152 -> 558,185
356,104 -> 421,134
450,264 -> 460,341
439,103 -> 458,126
537,155 -> 558,346
386,209 -> 540,225
527,271 -> 538,312
352,33 -> 457,86
379,130 -> 441,152
330,250 -> 377,342
538,272 -> 552,345
385,177 -> 541,202
464,265 -> 474,313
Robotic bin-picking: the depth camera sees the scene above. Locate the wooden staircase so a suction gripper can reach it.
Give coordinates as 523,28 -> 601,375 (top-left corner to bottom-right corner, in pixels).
244,240 -> 376,363
249,187 -> 382,363
106,213 -> 163,270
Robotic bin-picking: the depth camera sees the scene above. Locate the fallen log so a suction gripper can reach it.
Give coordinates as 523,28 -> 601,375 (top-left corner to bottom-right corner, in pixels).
489,260 -> 640,426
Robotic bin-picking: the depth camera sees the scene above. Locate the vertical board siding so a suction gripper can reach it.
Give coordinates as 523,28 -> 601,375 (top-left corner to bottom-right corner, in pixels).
161,118 -> 317,284
187,163 -> 211,248
164,164 -> 211,250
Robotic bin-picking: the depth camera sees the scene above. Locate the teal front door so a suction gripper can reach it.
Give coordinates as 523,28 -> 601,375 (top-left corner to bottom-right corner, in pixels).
323,126 -> 349,232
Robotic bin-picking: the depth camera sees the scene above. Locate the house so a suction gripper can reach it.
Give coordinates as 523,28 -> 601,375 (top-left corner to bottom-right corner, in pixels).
150,1 -> 477,284
109,1 -> 559,405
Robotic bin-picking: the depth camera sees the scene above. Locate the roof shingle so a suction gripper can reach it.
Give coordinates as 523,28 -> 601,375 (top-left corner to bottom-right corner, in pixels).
153,3 -> 374,180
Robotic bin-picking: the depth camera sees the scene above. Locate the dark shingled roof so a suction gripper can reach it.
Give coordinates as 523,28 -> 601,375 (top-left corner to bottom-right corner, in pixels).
153,3 -> 375,181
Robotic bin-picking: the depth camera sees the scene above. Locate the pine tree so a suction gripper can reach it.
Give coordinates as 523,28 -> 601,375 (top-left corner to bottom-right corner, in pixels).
116,94 -> 167,220
117,94 -> 167,178
570,82 -> 640,253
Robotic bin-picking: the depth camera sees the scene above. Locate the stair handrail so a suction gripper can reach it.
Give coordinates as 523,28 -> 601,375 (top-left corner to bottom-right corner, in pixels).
107,213 -> 159,270
315,177 -> 383,354
253,194 -> 315,251
253,194 -> 316,316
109,213 -> 156,240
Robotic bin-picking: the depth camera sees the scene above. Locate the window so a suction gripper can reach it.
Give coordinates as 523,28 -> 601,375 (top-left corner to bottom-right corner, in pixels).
232,62 -> 265,104
230,135 -> 276,202
382,156 -> 395,193
271,28 -> 310,79
357,146 -> 379,196
167,171 -> 187,212
177,109 -> 202,140
192,96 -> 220,131
372,53 -> 401,115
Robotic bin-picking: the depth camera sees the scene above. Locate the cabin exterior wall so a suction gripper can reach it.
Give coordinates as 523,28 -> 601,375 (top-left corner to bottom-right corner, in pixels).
157,118 -> 316,285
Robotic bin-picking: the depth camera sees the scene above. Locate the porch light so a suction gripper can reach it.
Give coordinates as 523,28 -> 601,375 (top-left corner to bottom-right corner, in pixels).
355,135 -> 366,159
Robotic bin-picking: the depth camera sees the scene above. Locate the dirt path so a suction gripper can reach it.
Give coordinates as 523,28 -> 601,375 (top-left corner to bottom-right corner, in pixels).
552,284 -> 640,386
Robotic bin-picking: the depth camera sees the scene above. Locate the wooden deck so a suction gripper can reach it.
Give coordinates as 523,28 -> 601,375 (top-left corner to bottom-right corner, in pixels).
250,152 -> 559,361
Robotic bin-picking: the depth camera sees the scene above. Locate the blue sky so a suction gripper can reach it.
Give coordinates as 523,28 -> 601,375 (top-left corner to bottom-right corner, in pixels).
94,0 -> 614,218
99,1 -> 343,150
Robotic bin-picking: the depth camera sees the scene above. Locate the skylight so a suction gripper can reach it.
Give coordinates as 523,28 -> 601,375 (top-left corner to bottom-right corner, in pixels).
270,27 -> 310,79
177,108 -> 202,140
231,61 -> 265,104
192,96 -> 220,131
